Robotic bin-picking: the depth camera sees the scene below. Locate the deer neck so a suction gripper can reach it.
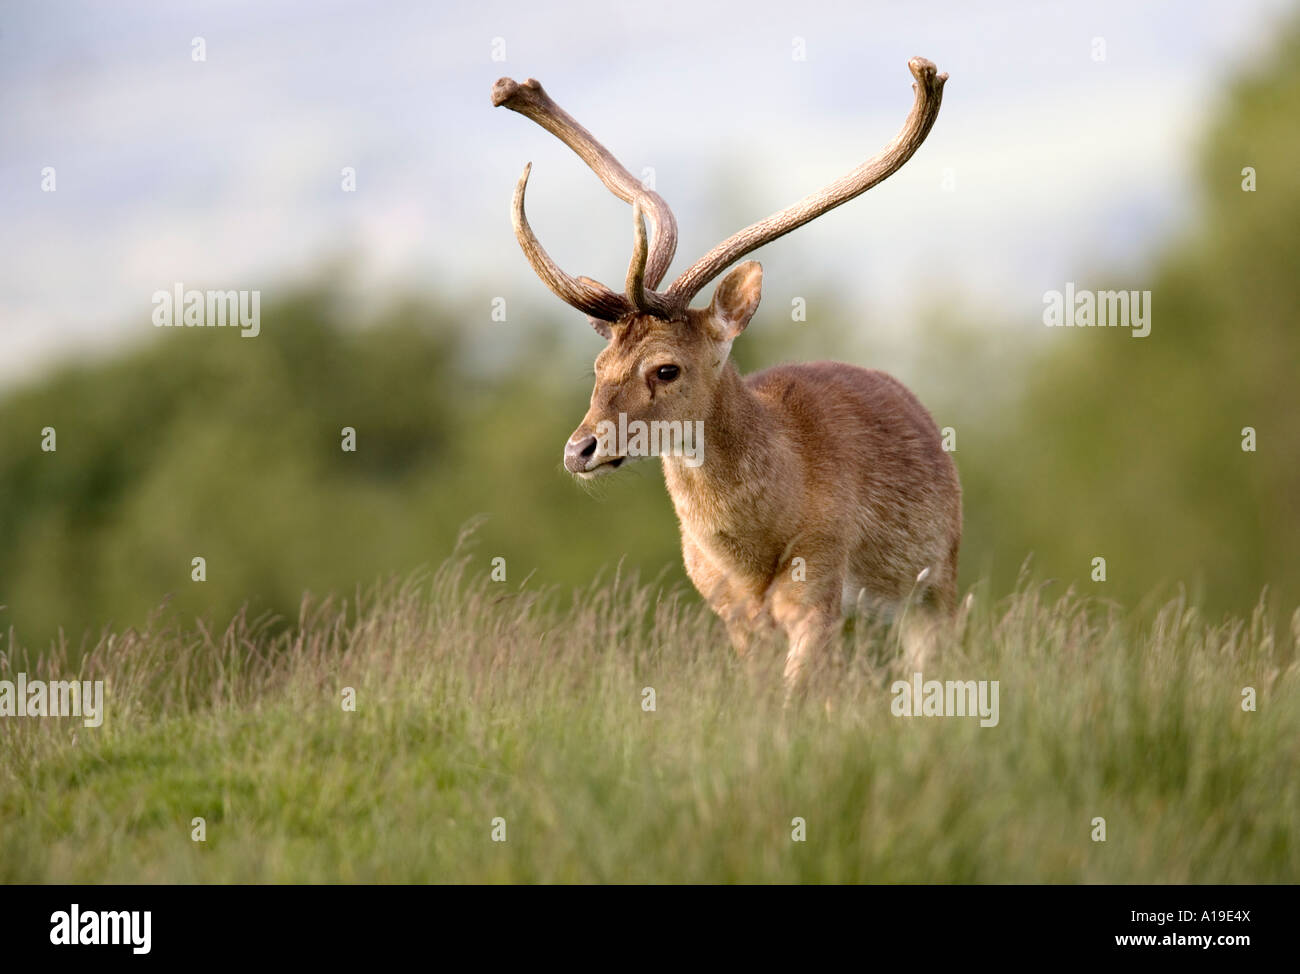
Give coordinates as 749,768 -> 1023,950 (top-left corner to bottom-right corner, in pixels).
662,362 -> 783,531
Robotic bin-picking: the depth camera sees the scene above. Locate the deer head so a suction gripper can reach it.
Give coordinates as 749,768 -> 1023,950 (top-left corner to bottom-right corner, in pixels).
492,58 -> 947,479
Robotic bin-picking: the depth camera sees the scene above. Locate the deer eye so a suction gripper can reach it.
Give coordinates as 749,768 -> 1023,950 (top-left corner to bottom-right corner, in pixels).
656,364 -> 681,382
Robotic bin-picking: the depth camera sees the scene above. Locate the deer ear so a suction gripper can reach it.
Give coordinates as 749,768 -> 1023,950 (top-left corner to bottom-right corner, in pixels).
587,316 -> 613,340
707,261 -> 763,343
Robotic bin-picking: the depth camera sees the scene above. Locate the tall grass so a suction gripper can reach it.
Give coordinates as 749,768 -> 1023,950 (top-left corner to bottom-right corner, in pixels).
1,536 -> 1297,883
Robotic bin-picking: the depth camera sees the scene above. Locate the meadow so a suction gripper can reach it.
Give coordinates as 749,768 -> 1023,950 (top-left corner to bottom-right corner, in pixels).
2,533 -> 1295,883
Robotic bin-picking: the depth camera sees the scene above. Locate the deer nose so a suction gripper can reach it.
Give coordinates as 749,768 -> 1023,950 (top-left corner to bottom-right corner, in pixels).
564,433 -> 598,473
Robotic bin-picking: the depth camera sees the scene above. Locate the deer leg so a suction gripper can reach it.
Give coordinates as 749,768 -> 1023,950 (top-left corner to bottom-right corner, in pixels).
899,572 -> 958,673
767,546 -> 845,693
682,534 -> 766,658
900,609 -> 941,673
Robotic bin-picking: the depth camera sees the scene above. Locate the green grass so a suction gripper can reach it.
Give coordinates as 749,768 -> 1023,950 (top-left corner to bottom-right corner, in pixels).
2,542 -> 1297,883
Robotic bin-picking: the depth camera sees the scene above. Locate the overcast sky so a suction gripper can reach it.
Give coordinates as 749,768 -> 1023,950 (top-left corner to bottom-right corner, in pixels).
1,0 -> 1293,388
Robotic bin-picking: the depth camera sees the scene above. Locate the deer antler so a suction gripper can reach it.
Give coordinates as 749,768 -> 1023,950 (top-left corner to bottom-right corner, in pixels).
493,77 -> 678,320
665,57 -> 947,308
493,58 -> 946,323
509,163 -> 631,321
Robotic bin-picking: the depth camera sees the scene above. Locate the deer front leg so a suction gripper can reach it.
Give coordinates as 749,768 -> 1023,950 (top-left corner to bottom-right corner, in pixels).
682,534 -> 766,657
767,543 -> 846,692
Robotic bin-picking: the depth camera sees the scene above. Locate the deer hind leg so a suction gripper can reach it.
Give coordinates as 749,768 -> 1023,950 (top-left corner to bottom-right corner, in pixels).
900,609 -> 941,673
899,572 -> 958,673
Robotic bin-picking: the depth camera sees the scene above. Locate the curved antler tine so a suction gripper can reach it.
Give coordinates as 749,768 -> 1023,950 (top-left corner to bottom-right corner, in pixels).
625,201 -> 678,316
511,163 -> 631,322
640,195 -> 677,291
495,76 -> 678,293
626,201 -> 651,313
666,57 -> 948,308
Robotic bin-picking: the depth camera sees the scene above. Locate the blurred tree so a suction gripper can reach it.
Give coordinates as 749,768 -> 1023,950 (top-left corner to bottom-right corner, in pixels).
946,16 -> 1300,615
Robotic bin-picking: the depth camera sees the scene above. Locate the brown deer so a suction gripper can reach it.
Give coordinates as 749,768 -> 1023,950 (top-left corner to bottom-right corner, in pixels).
493,58 -> 961,689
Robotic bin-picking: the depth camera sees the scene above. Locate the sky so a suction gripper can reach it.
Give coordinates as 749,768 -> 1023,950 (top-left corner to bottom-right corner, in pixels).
1,0 -> 1294,388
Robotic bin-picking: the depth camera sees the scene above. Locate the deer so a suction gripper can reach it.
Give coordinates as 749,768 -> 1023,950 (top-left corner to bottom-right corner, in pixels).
492,57 -> 961,692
